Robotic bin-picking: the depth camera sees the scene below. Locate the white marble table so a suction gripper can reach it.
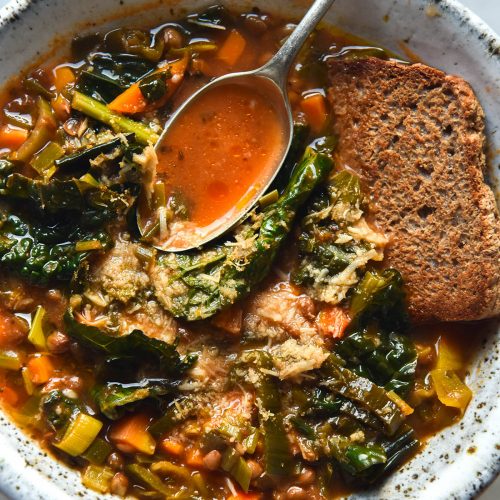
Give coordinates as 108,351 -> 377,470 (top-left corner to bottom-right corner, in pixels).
0,0 -> 497,499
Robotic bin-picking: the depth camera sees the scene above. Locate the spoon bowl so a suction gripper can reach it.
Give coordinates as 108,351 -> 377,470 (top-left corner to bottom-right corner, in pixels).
140,0 -> 336,251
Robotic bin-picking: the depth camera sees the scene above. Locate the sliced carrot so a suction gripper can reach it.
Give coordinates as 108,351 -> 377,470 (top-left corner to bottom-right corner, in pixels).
51,94 -> 71,121
108,83 -> 147,114
27,354 -> 55,385
300,93 -> 328,133
109,413 -> 156,455
159,438 -> 185,457
317,306 -> 350,339
185,447 -> 204,468
217,29 -> 247,66
53,66 -> 76,93
109,54 -> 189,115
0,386 -> 19,407
0,125 -> 28,150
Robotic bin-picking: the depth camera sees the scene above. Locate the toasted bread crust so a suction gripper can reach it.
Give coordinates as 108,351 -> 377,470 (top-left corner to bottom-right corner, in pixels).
328,58 -> 500,323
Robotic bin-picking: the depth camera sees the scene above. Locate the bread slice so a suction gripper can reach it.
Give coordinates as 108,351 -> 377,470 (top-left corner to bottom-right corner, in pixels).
327,57 -> 500,323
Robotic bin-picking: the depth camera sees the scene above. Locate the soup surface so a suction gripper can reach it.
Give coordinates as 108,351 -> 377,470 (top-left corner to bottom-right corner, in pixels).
0,4 -> 478,500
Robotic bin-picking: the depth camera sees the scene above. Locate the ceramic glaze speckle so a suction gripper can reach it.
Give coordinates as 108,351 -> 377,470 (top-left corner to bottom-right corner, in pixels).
0,0 -> 498,499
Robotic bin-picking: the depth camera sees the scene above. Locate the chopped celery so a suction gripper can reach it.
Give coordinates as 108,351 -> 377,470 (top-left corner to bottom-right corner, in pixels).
82,464 -> 114,494
75,240 -> 103,252
71,91 -> 159,145
150,460 -> 190,480
430,369 -> 472,412
77,173 -> 100,189
55,412 -> 103,456
126,463 -> 172,496
21,367 -> 34,395
219,420 -> 243,442
258,189 -> 279,208
0,350 -> 22,370
243,430 -> 260,454
27,306 -> 47,351
153,182 -> 166,208
30,141 -> 64,177
13,98 -> 56,162
81,437 -> 113,465
221,447 -> 240,472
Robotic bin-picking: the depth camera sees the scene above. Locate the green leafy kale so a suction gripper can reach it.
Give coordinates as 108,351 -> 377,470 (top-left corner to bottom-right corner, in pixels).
64,309 -> 196,419
152,141 -> 334,321
0,209 -> 111,284
336,269 -> 416,396
41,390 -> 84,431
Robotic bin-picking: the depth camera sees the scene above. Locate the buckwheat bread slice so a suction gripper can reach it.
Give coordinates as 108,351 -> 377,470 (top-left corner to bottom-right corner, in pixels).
327,57 -> 500,323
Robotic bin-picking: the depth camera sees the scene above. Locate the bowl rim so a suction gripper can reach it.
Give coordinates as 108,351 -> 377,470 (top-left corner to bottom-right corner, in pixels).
0,0 -> 498,499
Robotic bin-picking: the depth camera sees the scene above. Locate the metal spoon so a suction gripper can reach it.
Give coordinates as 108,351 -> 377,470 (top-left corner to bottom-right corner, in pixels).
144,0 -> 336,251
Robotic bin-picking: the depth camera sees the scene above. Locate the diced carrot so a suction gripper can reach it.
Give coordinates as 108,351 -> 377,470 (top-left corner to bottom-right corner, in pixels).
159,438 -> 185,457
0,125 -> 28,150
0,386 -> 19,407
228,492 -> 263,500
109,54 -> 189,115
51,94 -> 71,121
317,306 -> 350,339
108,83 -> 147,114
185,447 -> 204,468
27,354 -> 55,385
212,305 -> 243,335
300,93 -> 328,133
53,66 -> 76,93
109,413 -> 156,455
217,29 -> 247,66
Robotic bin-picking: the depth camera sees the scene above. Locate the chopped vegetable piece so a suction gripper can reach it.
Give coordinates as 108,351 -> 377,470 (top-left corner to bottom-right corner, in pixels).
30,141 -> 65,177
317,307 -> 351,338
21,367 -> 34,395
430,369 -> 472,412
0,125 -> 28,150
53,66 -> 76,93
243,430 -> 260,454
159,438 -> 184,456
27,355 -> 55,384
150,460 -> 190,480
81,437 -> 114,465
0,350 -> 22,370
186,447 -> 204,467
55,412 -> 103,456
71,91 -> 159,145
12,98 -> 56,162
82,465 -> 114,494
75,240 -> 103,252
126,463 -> 172,496
218,29 -> 247,66
436,337 -> 464,371
0,386 -> 18,406
27,305 -> 47,350
300,93 -> 328,133
108,55 -> 188,115
109,413 -> 156,455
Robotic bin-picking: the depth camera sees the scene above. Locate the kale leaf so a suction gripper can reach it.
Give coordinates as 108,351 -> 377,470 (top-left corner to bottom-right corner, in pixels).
64,309 -> 196,419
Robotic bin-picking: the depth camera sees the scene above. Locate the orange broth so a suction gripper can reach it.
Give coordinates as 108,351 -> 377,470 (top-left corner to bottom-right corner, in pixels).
155,83 -> 286,247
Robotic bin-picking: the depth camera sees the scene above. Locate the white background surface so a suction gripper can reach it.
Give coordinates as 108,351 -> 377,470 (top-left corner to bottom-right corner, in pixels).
0,0 -> 497,499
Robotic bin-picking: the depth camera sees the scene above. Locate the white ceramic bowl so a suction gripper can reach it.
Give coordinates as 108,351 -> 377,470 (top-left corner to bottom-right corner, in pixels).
0,1 -> 498,498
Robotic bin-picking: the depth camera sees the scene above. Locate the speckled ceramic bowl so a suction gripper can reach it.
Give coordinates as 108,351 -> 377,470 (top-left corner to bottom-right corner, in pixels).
0,0 -> 498,498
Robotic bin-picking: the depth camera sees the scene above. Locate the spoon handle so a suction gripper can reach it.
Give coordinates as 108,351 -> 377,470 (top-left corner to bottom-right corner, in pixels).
258,0 -> 336,87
